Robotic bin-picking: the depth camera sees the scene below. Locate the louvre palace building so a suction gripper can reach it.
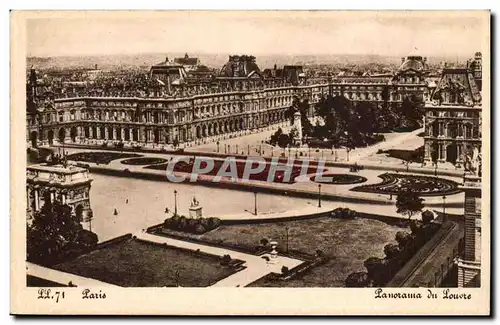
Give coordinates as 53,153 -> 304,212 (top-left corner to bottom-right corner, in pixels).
26,53 -> 479,149
423,52 -> 483,169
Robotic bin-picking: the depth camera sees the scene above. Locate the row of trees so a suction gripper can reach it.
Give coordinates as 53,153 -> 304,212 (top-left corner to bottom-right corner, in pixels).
345,210 -> 437,287
27,199 -> 99,266
283,93 -> 424,150
268,127 -> 298,148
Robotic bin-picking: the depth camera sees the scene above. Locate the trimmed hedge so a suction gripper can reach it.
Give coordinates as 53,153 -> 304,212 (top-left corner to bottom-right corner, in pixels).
163,216 -> 222,235
345,217 -> 441,287
330,207 -> 358,219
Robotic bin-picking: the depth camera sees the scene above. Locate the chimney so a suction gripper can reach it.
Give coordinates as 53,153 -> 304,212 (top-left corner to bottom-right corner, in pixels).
165,56 -> 169,62
95,64 -> 98,70
274,64 -> 277,70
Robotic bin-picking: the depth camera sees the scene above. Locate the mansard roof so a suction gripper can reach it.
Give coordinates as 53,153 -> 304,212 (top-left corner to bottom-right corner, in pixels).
430,67 -> 482,105
398,56 -> 429,73
219,55 -> 261,78
174,53 -> 199,66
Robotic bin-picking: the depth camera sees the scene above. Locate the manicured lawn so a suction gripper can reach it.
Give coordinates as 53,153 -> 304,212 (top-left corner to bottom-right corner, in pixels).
52,238 -> 238,287
379,146 -> 424,163
169,217 -> 400,287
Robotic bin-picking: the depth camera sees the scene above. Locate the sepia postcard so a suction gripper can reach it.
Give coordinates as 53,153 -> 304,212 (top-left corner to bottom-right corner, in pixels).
10,10 -> 490,315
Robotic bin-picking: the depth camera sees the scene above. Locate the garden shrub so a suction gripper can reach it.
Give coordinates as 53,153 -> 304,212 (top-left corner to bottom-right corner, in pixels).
163,216 -> 222,235
331,207 -> 358,219
194,225 -> 206,234
395,231 -> 412,249
383,243 -> 400,259
421,210 -> 435,225
345,272 -> 371,287
220,254 -> 232,266
348,219 -> 441,287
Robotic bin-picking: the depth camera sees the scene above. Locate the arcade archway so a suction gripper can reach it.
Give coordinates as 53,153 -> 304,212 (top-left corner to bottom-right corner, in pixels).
70,127 -> 77,142
446,144 -> 458,165
58,128 -> 65,143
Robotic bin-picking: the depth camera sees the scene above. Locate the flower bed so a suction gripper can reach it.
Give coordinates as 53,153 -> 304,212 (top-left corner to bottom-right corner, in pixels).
145,157 -> 318,184
120,157 -> 167,165
66,151 -> 141,164
310,174 -> 367,185
350,173 -> 462,196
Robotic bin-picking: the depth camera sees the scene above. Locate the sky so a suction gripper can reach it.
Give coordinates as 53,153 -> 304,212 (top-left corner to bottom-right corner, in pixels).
26,11 -> 488,58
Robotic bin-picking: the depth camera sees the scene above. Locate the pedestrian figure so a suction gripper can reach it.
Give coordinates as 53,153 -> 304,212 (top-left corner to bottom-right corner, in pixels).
126,199 -> 128,204
114,208 -> 118,215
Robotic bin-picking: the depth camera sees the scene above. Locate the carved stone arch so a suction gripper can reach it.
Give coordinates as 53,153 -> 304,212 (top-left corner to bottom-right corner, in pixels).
196,125 -> 201,138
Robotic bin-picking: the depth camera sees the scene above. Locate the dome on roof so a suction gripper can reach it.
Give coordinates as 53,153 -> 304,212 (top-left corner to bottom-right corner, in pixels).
399,56 -> 428,72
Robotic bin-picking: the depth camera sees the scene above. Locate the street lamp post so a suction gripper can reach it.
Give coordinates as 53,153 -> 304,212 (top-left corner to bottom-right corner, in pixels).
318,184 -> 322,208
174,190 -> 178,216
254,192 -> 258,216
285,226 -> 289,253
442,195 -> 446,216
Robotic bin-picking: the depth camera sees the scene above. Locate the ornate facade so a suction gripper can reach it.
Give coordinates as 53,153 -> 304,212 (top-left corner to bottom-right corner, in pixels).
26,164 -> 94,231
423,63 -> 482,168
27,54 -> 436,148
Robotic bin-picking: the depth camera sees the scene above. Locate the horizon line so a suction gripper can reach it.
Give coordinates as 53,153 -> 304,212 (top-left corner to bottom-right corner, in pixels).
27,51 -> 472,60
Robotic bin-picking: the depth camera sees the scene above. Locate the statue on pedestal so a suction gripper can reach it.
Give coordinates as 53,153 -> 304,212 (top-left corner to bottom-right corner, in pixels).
465,147 -> 482,177
189,196 -> 203,218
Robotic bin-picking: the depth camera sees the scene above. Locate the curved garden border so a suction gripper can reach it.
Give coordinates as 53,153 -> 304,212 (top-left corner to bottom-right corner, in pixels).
310,174 -> 368,185
120,157 -> 168,166
350,173 -> 462,197
66,151 -> 142,164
